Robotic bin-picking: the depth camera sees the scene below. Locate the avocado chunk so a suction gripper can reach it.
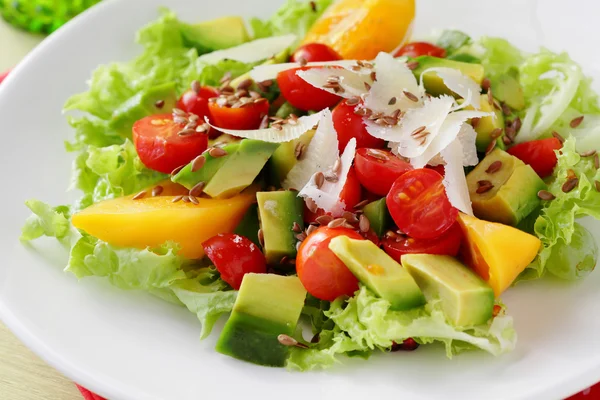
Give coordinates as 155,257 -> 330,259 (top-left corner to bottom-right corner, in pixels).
267,129 -> 316,185
493,74 -> 525,111
257,191 -> 304,264
204,139 -> 279,198
402,254 -> 494,326
466,94 -> 505,152
216,273 -> 307,367
412,56 -> 485,96
362,198 -> 391,237
110,82 -> 178,133
181,16 -> 249,54
172,141 -> 241,190
466,149 -> 546,226
329,236 -> 425,311
230,50 -> 290,89
234,204 -> 261,247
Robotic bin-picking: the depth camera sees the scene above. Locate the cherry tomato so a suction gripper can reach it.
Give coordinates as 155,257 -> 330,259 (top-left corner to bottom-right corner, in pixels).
382,222 -> 462,262
208,99 -> 269,130
386,168 -> 458,239
0,69 -> 10,85
202,233 -> 267,290
291,43 -> 342,63
507,137 -> 562,178
177,87 -> 220,138
567,383 -> 600,399
394,42 -> 447,58
296,227 -> 364,301
426,164 -> 446,177
332,100 -> 385,152
277,67 -> 341,111
354,148 -> 413,196
304,167 -> 362,224
133,114 -> 208,174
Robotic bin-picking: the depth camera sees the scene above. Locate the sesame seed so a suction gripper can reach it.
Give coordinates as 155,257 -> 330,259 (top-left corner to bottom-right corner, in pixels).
552,131 -> 565,143
196,123 -> 209,133
152,185 -> 164,197
403,90 -> 419,102
178,129 -> 196,137
537,190 -> 555,200
513,117 -> 522,132
298,57 -> 308,67
388,97 -> 397,105
132,191 -> 147,200
570,115 -> 585,128
485,160 -> 503,174
354,107 -> 368,116
562,178 -> 579,193
502,136 -> 513,145
392,109 -> 402,119
208,147 -> 228,158
237,78 -> 253,91
173,116 -> 188,125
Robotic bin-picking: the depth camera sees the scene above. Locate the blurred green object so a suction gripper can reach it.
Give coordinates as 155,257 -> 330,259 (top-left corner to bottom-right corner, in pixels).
0,0 -> 102,34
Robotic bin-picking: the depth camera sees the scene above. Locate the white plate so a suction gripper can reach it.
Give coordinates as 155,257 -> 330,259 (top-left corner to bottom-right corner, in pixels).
1,0 -> 599,399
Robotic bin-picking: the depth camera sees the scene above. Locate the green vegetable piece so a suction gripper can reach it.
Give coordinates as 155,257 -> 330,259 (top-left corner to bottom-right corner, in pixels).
216,273 -> 307,367
109,82 -> 178,133
467,149 -> 546,226
204,140 -> 279,198
469,93 -> 506,152
229,49 -> 289,89
181,16 -> 250,54
172,142 -> 241,190
362,198 -> 391,237
257,191 -> 304,264
275,101 -> 303,119
447,53 -> 481,64
493,74 -> 525,111
267,129 -> 316,185
546,222 -> 598,280
436,30 -> 471,54
328,236 -> 425,311
412,56 -> 485,96
234,204 -> 261,247
402,254 -> 495,327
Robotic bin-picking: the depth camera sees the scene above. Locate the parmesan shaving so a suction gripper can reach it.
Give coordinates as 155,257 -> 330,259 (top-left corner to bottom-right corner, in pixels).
249,60 -> 358,82
419,67 -> 482,110
198,34 -> 296,64
441,138 -> 474,215
296,67 -> 371,99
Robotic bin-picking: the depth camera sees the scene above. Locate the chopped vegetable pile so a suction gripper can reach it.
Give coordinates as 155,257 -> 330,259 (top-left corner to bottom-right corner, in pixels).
21,0 -> 600,370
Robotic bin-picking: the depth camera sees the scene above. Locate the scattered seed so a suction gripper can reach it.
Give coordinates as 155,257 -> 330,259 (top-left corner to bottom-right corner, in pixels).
485,139 -> 497,155
295,232 -> 308,242
490,128 -> 503,140
493,100 -> 502,111
151,185 -> 163,197
171,164 -> 185,176
328,218 -> 347,229
501,103 -> 512,116
190,155 -> 206,173
315,215 -> 334,226
154,100 -> 165,109
172,195 -> 184,203
482,78 -> 491,91
182,196 -> 191,203
358,214 -> 370,233
487,88 -> 494,106
324,172 -> 339,183
188,195 -> 199,205
309,0 -> 317,11
292,222 -> 303,233
485,160 -> 503,174
403,90 -> 419,102
343,211 -> 359,224
370,71 -> 377,82
314,171 -> 325,188
392,109 -> 402,119
132,191 -> 147,200
388,97 -> 397,106
537,190 -> 556,200
258,114 -> 269,129
354,107 -> 368,116
219,71 -> 232,84
258,229 -> 264,246
272,123 -> 283,131
294,142 -> 306,160
208,147 -> 228,158
353,199 -> 370,210
173,115 -> 188,125
570,115 -> 584,128
471,117 -> 481,129
476,180 -> 494,194
237,78 -> 253,91
595,154 -> 600,169
277,334 -> 309,349
306,224 -> 318,236
366,149 -> 389,161
191,80 -> 201,94
406,60 -> 419,70
190,181 -> 206,198
502,135 -> 513,145
364,82 -> 372,91
385,230 -> 399,240
332,157 -> 342,174
552,131 -> 565,143
504,126 -> 516,142
513,117 -> 522,133
305,197 -> 318,213
562,178 -> 579,193
173,107 -> 186,116
596,180 -> 600,192
346,96 -> 360,106
580,149 -> 597,157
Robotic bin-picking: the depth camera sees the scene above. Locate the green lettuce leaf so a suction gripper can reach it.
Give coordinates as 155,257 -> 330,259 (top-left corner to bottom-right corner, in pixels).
250,0 -> 333,43
526,137 -> 600,279
288,286 -> 516,370
21,200 -> 71,242
463,37 -> 523,84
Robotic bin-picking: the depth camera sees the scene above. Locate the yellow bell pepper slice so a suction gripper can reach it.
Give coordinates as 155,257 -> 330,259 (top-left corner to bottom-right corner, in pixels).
302,0 -> 415,60
458,213 -> 541,297
72,185 -> 257,259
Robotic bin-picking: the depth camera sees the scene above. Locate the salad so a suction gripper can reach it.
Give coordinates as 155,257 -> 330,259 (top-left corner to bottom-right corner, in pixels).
21,0 -> 600,371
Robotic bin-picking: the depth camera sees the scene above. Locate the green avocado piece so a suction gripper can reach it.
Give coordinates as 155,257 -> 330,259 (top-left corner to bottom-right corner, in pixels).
204,140 -> 279,198
412,56 -> 485,96
181,16 -> 249,54
329,236 -> 425,311
465,94 -> 505,153
493,74 -> 525,111
267,129 -> 316,186
402,254 -> 495,327
275,101 -> 304,120
110,82 -> 178,133
257,191 -> 304,264
216,273 -> 307,367
362,198 -> 391,237
172,141 -> 241,190
466,149 -> 546,226
446,53 -> 481,64
230,49 -> 290,89
234,204 -> 261,247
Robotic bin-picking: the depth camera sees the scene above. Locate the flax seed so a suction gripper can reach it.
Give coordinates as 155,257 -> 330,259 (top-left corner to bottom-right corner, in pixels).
359,214 -> 370,233
151,185 -> 163,197
327,218 -> 347,229
537,190 -> 555,200
208,147 -> 228,158
190,181 -> 206,198
132,191 -> 146,200
552,131 -> 565,143
485,160 -> 502,174
403,90 -> 419,102
570,115 -> 584,128
314,171 -> 325,188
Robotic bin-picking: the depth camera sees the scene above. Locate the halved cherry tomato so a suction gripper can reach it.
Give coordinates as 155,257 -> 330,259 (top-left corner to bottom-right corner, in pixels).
291,43 -> 342,63
202,233 -> 267,290
133,114 -> 208,174
208,99 -> 269,130
177,86 -> 220,138
507,137 -> 562,178
426,164 -> 446,177
296,227 -> 363,301
355,148 -> 413,196
332,100 -> 385,152
0,69 -> 10,85
304,167 -> 362,224
394,42 -> 447,58
386,168 -> 458,239
383,222 -> 462,262
277,67 -> 341,111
